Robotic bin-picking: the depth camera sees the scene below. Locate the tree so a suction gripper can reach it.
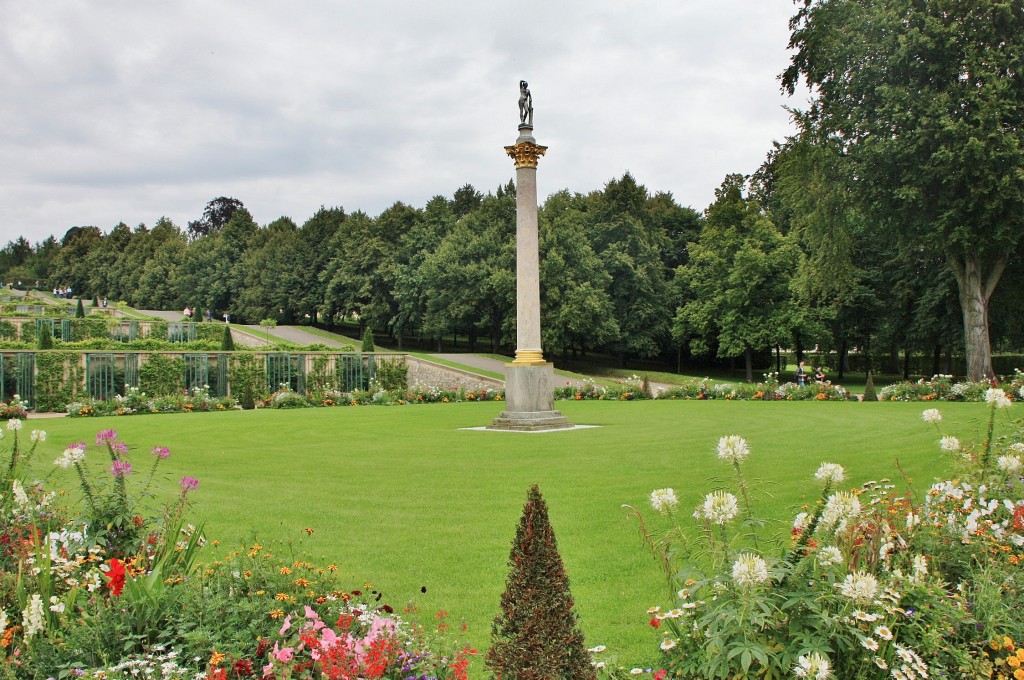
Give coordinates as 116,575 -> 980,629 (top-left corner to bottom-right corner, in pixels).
783,0 -> 1024,379
485,484 -> 596,680
187,197 -> 246,240
259,317 -> 277,347
589,173 -> 672,366
539,191 -> 619,361
675,174 -> 801,382
361,326 -> 375,352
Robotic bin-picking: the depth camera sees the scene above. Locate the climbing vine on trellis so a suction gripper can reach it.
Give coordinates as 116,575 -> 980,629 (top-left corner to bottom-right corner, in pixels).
35,351 -> 84,413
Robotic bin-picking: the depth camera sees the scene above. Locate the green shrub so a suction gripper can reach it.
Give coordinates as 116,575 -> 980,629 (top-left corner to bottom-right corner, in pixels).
75,298 -> 85,318
229,353 -> 266,409
139,354 -> 185,397
361,326 -> 375,352
374,357 -> 408,392
36,324 -> 53,350
486,484 -> 596,679
220,324 -> 235,351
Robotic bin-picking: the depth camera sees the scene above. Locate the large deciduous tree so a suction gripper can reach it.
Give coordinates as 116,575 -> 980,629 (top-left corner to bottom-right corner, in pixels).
675,175 -> 801,382
783,0 -> 1024,379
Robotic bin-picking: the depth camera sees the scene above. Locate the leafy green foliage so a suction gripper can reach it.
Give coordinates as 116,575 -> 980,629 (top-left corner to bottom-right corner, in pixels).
361,325 -> 375,352
139,354 -> 184,397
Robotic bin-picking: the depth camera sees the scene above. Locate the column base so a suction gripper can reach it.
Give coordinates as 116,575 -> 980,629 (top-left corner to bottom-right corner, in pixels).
488,363 -> 574,431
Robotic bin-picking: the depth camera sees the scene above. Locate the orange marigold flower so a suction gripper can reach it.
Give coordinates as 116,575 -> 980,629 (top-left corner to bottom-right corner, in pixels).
210,651 -> 226,666
279,566 -> 292,575
269,609 -> 284,619
294,578 -> 311,587
274,593 -> 290,601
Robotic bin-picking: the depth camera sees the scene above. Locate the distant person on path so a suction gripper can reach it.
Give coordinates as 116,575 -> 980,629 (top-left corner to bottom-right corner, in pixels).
183,306 -> 192,319
204,308 -> 211,322
223,312 -> 230,323
814,366 -> 826,384
796,361 -> 807,386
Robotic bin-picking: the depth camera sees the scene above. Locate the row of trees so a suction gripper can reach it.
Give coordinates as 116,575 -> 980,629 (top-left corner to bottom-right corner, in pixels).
4,1 -> 1023,380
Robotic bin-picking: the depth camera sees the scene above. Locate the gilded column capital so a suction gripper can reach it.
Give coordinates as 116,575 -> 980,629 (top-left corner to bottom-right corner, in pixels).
505,142 -> 548,168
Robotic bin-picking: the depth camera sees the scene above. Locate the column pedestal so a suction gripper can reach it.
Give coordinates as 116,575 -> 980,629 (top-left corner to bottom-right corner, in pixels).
488,364 -> 572,431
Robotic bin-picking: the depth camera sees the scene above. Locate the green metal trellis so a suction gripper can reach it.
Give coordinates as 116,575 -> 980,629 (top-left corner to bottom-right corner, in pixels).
337,354 -> 374,392
167,322 -> 197,343
86,353 -> 118,400
266,353 -> 305,393
183,354 -> 209,393
124,353 -> 140,391
15,353 -> 34,406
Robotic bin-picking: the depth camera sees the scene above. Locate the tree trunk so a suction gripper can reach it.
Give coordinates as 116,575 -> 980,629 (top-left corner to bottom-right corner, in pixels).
947,250 -> 1006,381
837,338 -> 848,380
931,344 -> 941,377
902,347 -> 911,380
744,347 -> 754,383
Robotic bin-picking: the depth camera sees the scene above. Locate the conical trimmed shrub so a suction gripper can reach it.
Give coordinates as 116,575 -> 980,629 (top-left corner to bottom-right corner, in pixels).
361,326 -> 375,352
486,484 -> 597,679
863,370 -> 876,402
220,324 -> 235,351
75,298 -> 85,318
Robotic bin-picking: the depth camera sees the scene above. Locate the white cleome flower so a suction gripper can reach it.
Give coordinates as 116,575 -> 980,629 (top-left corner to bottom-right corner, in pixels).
985,387 -> 1012,408
939,436 -> 961,452
697,490 -> 739,525
30,429 -> 46,443
814,463 -> 845,485
820,491 -> 861,533
54,445 -> 86,469
793,651 -> 833,679
997,454 -> 1022,474
731,553 -> 769,588
838,570 -> 879,604
717,435 -> 750,465
817,546 -> 844,568
649,488 -> 679,515
921,408 -> 942,424
6,419 -> 22,431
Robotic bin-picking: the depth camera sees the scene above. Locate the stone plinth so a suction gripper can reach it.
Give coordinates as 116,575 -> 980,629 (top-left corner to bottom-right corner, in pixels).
488,364 -> 572,431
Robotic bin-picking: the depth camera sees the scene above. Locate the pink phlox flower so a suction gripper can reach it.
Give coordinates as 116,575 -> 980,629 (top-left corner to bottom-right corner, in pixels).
279,615 -> 292,636
95,429 -> 118,444
110,441 -> 129,456
262,663 -> 274,678
150,446 -> 171,459
110,460 -> 132,478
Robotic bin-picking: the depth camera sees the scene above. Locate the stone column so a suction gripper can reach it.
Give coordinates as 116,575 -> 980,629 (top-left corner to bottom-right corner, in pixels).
488,122 -> 572,431
507,125 -> 546,366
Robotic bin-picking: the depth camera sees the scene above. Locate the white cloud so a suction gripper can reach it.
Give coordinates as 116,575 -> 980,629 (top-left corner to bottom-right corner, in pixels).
0,0 -> 805,243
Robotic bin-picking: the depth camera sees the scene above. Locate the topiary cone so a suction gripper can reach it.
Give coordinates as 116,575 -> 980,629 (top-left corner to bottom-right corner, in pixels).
486,484 -> 597,679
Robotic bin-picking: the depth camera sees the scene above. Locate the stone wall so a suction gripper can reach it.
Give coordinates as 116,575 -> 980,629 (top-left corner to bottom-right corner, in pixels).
405,356 -> 503,391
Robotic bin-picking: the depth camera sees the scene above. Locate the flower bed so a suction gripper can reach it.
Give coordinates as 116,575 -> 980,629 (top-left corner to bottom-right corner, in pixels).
0,424 -> 473,679
604,398 -> 1024,678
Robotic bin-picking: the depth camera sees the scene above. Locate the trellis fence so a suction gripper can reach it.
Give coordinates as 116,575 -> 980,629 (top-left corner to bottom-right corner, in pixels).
0,351 -> 404,409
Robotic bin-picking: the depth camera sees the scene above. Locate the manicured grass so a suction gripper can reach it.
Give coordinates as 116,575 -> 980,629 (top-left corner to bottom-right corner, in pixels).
24,401 -> 1002,668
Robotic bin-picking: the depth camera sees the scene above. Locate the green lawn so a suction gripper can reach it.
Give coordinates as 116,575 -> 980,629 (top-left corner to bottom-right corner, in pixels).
23,400 -> 1002,668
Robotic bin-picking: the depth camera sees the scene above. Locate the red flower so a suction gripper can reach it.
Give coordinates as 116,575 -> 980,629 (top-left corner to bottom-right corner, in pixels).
105,558 -> 126,596
654,671 -> 668,680
649,617 -> 661,628
1013,505 -> 1024,531
233,659 -> 254,676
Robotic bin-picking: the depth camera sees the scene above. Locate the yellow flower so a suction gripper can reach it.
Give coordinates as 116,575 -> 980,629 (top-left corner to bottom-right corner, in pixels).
279,566 -> 292,575
275,593 -> 290,601
210,652 -> 226,666
269,609 -> 284,619
1010,657 -> 1022,669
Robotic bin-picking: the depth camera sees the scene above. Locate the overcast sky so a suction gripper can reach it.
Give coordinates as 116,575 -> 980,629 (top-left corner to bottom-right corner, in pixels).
1,1 -> 809,245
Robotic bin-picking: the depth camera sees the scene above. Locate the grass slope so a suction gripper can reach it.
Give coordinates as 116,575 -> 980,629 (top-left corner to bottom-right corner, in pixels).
26,400 -> 998,667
